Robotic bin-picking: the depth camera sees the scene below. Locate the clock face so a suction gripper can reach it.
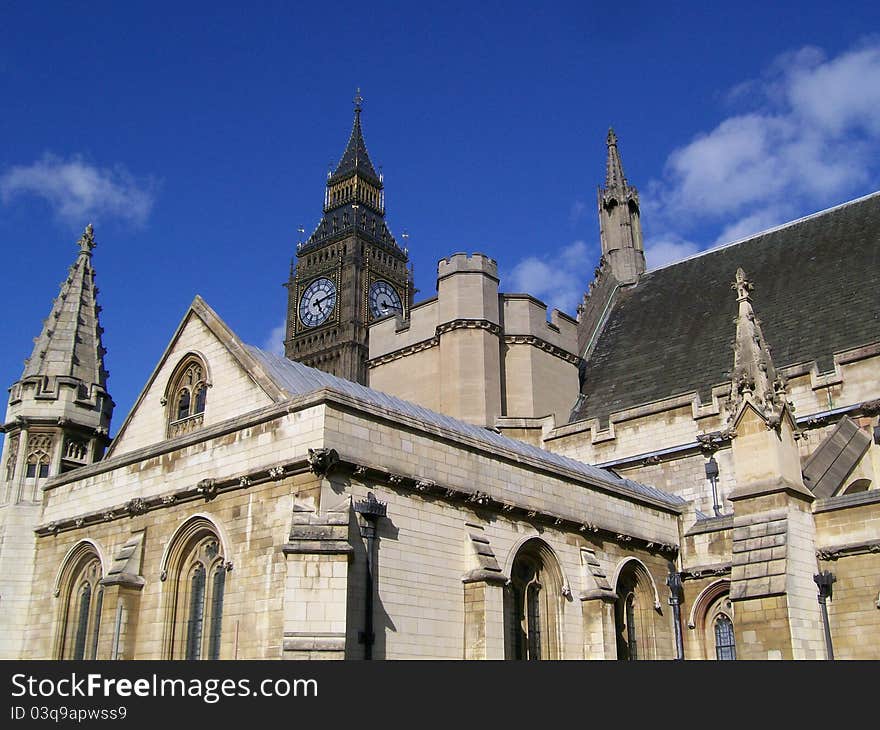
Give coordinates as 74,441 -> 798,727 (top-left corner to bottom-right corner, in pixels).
369,280 -> 402,318
299,277 -> 337,328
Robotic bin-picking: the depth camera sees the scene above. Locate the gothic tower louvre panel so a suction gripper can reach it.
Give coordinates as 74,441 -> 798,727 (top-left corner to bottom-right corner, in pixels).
284,90 -> 413,385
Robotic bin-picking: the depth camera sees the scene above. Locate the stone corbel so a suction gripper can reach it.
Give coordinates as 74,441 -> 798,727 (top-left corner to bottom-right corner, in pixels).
196,478 -> 217,501
307,448 -> 339,477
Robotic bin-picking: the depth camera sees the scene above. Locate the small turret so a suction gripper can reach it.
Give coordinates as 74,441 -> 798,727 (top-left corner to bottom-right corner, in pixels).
3,223 -> 114,492
0,224 -> 114,659
597,128 -> 645,285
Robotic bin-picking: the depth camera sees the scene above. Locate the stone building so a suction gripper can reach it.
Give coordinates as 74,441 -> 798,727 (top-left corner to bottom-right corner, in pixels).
1,103 -> 878,660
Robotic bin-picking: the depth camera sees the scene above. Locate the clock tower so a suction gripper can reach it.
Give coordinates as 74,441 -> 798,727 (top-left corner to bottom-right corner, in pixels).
284,91 -> 413,384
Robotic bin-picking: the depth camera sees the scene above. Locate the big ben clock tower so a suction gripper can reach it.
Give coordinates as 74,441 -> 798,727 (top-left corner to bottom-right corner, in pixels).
284,90 -> 413,384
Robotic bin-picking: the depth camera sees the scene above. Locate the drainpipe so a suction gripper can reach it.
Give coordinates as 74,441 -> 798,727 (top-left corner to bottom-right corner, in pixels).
666,562 -> 685,661
813,570 -> 835,660
354,492 -> 386,660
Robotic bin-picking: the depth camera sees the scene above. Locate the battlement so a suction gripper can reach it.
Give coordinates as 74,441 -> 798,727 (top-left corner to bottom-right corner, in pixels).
437,252 -> 498,281
501,294 -> 578,355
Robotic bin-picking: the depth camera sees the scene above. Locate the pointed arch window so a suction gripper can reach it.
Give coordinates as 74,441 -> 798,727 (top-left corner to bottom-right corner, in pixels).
166,356 -> 209,438
689,580 -> 737,660
24,433 -> 53,501
56,550 -> 104,660
614,559 -> 659,660
714,614 -> 736,660
624,591 -> 639,660
164,523 -> 228,660
506,540 -> 562,660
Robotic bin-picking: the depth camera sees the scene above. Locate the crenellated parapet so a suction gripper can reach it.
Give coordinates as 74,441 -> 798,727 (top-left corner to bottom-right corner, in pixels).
368,252 -> 580,427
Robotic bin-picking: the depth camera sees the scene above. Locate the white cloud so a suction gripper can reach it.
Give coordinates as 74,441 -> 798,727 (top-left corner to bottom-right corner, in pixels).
569,200 -> 587,224
507,239 -> 591,315
785,43 -> 880,136
644,235 -> 700,270
263,322 -> 286,356
0,154 -> 157,226
713,207 -> 787,247
648,40 -> 880,240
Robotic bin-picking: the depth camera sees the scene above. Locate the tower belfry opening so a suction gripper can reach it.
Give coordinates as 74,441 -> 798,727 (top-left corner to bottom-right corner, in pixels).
284,91 -> 413,384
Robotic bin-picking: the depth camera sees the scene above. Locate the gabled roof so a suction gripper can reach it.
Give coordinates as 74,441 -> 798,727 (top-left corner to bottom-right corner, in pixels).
245,346 -> 685,508
105,295 -> 286,457
571,191 -> 880,425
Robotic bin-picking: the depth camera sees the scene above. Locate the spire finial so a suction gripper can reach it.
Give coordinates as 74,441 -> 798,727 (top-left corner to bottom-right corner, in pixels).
353,87 -> 363,116
727,269 -> 790,428
77,223 -> 95,253
604,128 -> 626,190
732,267 -> 753,302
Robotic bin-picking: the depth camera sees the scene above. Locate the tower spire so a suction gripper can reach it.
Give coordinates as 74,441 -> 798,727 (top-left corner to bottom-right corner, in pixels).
285,93 -> 412,384
330,88 -> 380,184
0,224 -> 114,659
596,128 -> 645,284
605,127 -> 627,190
22,224 -> 110,390
301,91 -> 399,253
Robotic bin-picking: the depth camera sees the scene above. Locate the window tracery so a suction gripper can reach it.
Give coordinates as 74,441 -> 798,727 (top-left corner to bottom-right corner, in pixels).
166,357 -> 208,438
163,521 -> 228,660
614,559 -> 658,660
56,549 -> 104,660
506,539 -> 562,660
24,434 -> 53,500
713,613 -> 736,660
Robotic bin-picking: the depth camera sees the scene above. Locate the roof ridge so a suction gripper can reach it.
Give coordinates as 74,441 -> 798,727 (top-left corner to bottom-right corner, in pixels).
647,189 -> 880,274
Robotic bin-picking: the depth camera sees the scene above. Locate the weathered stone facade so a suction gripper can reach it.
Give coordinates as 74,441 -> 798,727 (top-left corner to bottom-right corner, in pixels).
2,118 -> 878,661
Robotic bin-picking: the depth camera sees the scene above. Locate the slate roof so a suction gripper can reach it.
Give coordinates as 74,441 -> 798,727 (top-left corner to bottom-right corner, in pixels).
245,345 -> 685,508
571,192 -> 880,426
20,225 -> 109,391
329,108 -> 380,185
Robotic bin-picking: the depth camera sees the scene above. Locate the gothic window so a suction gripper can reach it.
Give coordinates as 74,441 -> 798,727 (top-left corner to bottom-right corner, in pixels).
24,434 -> 53,500
163,520 -> 228,660
714,614 -> 736,660
506,539 -> 562,660
625,592 -> 639,660
691,580 -> 735,660
614,559 -> 658,660
56,547 -> 104,660
166,357 -> 209,438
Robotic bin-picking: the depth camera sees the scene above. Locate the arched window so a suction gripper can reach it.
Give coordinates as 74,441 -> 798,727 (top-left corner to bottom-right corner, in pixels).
55,546 -> 104,660
166,356 -> 209,438
714,614 -> 736,660
689,580 -> 736,661
505,539 -> 563,660
163,519 -> 228,660
24,434 -> 53,501
614,559 -> 659,660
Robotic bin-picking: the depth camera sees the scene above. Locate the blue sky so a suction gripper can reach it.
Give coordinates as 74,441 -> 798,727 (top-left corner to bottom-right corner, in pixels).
2,1 -> 879,431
